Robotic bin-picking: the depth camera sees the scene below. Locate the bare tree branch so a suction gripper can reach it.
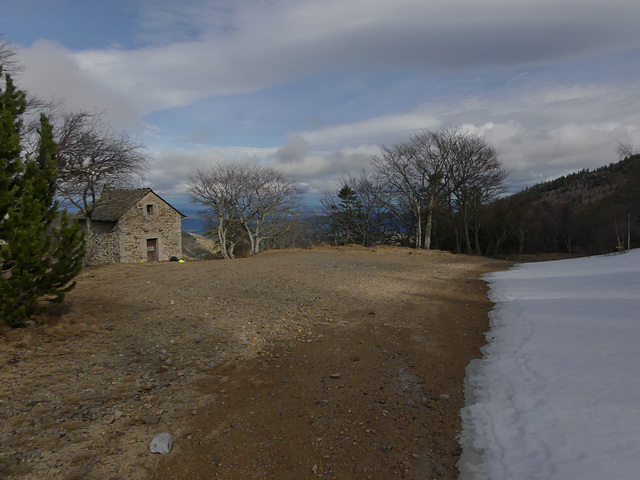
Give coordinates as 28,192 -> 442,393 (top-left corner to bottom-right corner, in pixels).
0,38 -> 22,76
188,163 -> 301,258
617,142 -> 639,159
50,110 -> 150,222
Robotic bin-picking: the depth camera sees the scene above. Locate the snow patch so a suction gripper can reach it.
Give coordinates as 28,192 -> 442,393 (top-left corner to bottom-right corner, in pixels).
459,250 -> 640,480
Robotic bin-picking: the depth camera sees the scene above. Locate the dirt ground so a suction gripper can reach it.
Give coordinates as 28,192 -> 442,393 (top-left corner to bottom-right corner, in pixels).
0,246 -> 509,480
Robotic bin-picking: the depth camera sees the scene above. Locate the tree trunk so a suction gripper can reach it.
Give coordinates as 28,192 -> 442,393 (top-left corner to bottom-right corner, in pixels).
218,223 -> 230,259
473,206 -> 483,256
83,215 -> 96,262
518,229 -> 526,256
424,195 -> 434,250
253,223 -> 262,255
564,231 -> 572,254
415,201 -> 423,249
462,207 -> 472,254
492,230 -> 507,257
244,223 -> 256,256
628,211 -> 631,251
474,217 -> 482,256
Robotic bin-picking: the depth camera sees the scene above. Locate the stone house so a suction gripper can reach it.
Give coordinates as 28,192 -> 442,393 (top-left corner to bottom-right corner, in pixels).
81,188 -> 185,265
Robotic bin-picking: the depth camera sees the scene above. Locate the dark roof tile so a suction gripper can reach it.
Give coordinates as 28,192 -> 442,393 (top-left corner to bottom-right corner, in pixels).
90,188 -> 151,221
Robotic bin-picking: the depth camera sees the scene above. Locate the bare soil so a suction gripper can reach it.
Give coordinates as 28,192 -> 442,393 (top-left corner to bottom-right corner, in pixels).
0,246 -> 509,480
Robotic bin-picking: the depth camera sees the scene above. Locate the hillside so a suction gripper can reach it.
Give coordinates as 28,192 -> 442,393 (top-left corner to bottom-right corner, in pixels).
516,154 -> 639,205
181,230 -> 218,260
485,155 -> 640,256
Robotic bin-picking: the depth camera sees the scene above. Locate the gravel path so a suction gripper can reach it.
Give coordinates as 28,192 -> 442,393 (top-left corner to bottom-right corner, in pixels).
0,246 -> 508,479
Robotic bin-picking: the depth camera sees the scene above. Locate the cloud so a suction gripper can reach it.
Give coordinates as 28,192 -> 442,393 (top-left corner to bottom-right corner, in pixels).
147,139 -> 379,199
8,0 -> 640,204
16,40 -> 139,126
147,145 -> 279,193
292,111 -> 441,150
275,136 -> 308,164
452,82 -> 640,191
14,0 -> 640,120
143,72 -> 640,200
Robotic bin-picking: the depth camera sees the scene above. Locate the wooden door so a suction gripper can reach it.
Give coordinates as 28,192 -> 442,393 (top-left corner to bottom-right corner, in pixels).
147,238 -> 158,262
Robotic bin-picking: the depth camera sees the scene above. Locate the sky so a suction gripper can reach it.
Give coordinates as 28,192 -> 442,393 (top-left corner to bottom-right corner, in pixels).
459,249 -> 640,479
2,0 -> 640,213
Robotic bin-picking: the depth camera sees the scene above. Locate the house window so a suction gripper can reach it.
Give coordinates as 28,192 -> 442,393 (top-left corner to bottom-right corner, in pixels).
146,204 -> 154,215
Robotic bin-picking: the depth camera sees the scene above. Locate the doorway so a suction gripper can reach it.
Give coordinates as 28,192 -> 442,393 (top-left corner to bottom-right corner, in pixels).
146,238 -> 158,262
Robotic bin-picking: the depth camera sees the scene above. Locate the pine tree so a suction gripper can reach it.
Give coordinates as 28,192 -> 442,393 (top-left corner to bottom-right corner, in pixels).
0,70 -> 25,217
0,69 -> 85,327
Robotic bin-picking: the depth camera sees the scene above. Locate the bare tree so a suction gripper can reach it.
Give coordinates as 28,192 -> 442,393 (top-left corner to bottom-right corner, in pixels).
1,40 -> 148,234
52,110 -> 149,232
189,163 -> 301,258
369,128 -> 505,253
617,142 -> 639,159
0,38 -> 21,76
445,130 -> 506,254
406,130 -> 458,249
237,164 -> 302,255
372,141 -> 428,248
322,171 -> 395,247
189,164 -> 243,259
372,129 -> 475,250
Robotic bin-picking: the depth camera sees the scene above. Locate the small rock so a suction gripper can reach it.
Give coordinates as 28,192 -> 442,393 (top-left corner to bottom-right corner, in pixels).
149,432 -> 173,454
114,409 -> 124,420
141,415 -> 160,425
329,373 -> 341,379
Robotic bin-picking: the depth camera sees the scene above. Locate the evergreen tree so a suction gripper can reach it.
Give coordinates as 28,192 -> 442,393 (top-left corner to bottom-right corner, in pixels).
0,69 -> 84,327
0,71 -> 25,216
334,184 -> 362,244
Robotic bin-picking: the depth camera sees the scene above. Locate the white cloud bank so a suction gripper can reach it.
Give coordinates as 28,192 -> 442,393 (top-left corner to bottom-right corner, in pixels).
144,76 -> 640,199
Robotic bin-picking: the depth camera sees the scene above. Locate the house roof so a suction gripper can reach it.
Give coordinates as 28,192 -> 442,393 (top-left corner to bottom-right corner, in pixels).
90,188 -> 186,221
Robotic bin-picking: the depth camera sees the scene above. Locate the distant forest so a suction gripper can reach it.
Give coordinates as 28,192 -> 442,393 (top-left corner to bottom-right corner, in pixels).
484,154 -> 640,257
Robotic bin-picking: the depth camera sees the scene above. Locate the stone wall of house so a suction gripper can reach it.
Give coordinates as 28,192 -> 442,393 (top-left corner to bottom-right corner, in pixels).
83,221 -> 120,265
115,192 -> 182,263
